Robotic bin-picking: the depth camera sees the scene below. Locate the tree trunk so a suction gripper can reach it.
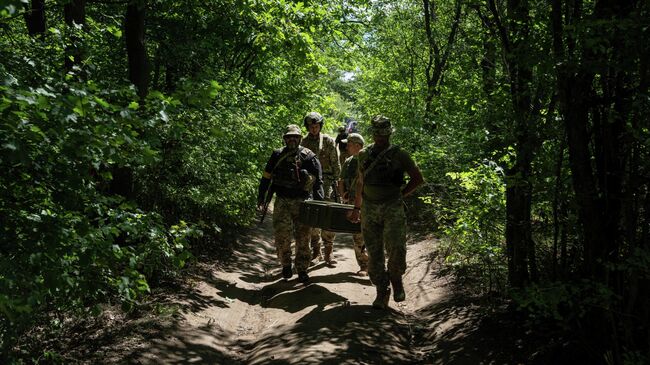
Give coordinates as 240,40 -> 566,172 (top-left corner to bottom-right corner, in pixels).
552,135 -> 566,281
125,1 -> 149,98
64,0 -> 85,72
505,172 -> 532,287
24,0 -> 46,37
422,0 -> 462,129
502,0 -> 540,288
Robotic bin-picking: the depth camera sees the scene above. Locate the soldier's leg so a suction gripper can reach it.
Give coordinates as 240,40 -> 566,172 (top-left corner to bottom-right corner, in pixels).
352,232 -> 368,273
321,177 -> 339,265
310,227 -> 322,261
362,202 -> 390,309
384,199 -> 407,302
321,230 -> 336,265
294,223 -> 312,281
273,197 -> 294,278
289,199 -> 312,278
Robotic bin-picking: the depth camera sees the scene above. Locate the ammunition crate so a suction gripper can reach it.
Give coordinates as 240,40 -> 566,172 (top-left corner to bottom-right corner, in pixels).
298,200 -> 361,233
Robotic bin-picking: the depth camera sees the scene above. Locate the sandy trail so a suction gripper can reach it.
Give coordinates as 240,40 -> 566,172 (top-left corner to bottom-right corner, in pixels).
87,213 -> 505,365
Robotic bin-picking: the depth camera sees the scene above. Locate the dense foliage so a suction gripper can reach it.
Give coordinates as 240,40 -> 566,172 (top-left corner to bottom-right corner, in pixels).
348,0 -> 649,363
0,0 -> 360,360
1,0 -> 648,363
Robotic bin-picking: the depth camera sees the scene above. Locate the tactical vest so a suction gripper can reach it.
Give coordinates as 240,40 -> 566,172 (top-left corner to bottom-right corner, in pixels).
272,147 -> 315,191
363,146 -> 404,187
302,134 -> 335,174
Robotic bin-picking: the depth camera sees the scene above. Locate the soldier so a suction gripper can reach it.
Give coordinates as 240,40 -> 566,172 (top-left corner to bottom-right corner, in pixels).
257,124 -> 324,283
337,133 -> 369,276
301,112 -> 341,266
347,115 -> 424,309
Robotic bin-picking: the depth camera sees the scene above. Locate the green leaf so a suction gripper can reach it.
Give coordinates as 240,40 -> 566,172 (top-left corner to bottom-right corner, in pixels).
94,96 -> 110,109
107,25 -> 122,38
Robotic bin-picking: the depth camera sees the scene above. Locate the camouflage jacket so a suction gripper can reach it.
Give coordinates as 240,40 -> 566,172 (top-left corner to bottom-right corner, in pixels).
301,133 -> 340,179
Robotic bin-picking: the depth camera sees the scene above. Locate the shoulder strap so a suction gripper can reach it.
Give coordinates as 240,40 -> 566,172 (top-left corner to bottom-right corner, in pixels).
271,149 -> 295,173
299,146 -> 316,161
363,145 -> 397,178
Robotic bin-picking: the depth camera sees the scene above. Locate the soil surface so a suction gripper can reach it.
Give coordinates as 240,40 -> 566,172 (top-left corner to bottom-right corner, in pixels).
53,212 -> 553,364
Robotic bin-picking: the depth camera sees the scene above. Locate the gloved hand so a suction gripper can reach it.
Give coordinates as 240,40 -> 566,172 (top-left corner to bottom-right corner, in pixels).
299,169 -> 314,191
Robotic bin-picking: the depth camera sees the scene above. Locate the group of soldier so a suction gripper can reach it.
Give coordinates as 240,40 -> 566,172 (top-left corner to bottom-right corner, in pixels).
257,112 -> 423,310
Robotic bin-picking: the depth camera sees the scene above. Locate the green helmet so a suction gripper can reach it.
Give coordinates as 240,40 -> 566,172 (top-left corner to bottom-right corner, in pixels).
303,111 -> 324,128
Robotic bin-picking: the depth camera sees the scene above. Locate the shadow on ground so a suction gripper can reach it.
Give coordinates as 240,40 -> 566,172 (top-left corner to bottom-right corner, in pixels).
240,304 -> 415,365
50,206 -> 588,365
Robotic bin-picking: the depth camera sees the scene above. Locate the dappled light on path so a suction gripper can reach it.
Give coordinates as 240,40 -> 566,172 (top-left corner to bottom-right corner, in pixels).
78,214 -> 540,364
114,216 -> 450,364
55,214 -> 553,365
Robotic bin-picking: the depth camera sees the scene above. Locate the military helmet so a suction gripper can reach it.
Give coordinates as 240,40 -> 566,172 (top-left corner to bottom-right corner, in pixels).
303,111 -> 324,128
369,115 -> 393,136
283,124 -> 302,138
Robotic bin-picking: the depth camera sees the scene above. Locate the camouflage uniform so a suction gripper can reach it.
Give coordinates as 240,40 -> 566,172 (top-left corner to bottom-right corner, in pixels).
301,113 -> 341,262
356,116 -> 419,308
341,153 -> 368,272
258,125 -> 324,281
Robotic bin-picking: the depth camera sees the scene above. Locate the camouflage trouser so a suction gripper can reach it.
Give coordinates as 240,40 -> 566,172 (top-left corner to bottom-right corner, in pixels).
311,176 -> 336,251
361,198 -> 406,287
273,196 -> 311,272
352,232 -> 368,271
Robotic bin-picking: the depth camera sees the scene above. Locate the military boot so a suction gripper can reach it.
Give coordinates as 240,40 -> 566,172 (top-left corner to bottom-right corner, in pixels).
297,271 -> 310,284
323,246 -> 336,267
372,284 -> 391,310
282,264 -> 293,280
390,275 -> 405,302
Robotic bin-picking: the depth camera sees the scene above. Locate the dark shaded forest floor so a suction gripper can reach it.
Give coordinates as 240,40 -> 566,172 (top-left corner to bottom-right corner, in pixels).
19,214 -> 588,364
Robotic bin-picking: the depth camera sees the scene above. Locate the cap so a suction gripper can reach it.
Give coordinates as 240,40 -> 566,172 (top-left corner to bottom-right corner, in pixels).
283,124 -> 302,137
341,133 -> 365,145
369,115 -> 393,136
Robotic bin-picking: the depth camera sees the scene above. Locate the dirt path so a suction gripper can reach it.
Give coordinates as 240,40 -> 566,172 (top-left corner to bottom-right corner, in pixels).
72,213 -> 532,364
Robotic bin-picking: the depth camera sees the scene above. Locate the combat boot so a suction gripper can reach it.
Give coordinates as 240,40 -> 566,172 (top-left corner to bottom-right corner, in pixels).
282,264 -> 293,280
390,275 -> 405,302
372,284 -> 391,310
297,271 -> 310,284
323,246 -> 336,266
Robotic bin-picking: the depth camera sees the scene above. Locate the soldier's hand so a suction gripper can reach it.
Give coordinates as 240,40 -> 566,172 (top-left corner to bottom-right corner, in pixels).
347,208 -> 360,223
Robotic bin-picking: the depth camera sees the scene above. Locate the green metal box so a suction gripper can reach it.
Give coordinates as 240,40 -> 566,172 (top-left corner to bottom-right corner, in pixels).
298,200 -> 361,233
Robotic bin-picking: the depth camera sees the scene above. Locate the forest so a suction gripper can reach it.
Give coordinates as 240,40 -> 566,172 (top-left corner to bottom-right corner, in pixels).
1,0 -> 648,363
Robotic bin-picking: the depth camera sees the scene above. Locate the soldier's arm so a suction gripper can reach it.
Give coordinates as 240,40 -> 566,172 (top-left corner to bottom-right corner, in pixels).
353,166 -> 364,208
257,152 -> 278,207
402,152 -> 424,198
308,157 -> 325,200
402,166 -> 423,198
337,180 -> 347,203
346,162 -> 364,223
330,138 -> 341,178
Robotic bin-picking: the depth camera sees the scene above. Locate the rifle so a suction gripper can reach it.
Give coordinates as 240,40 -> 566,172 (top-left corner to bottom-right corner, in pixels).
260,183 -> 274,223
259,150 -> 294,223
